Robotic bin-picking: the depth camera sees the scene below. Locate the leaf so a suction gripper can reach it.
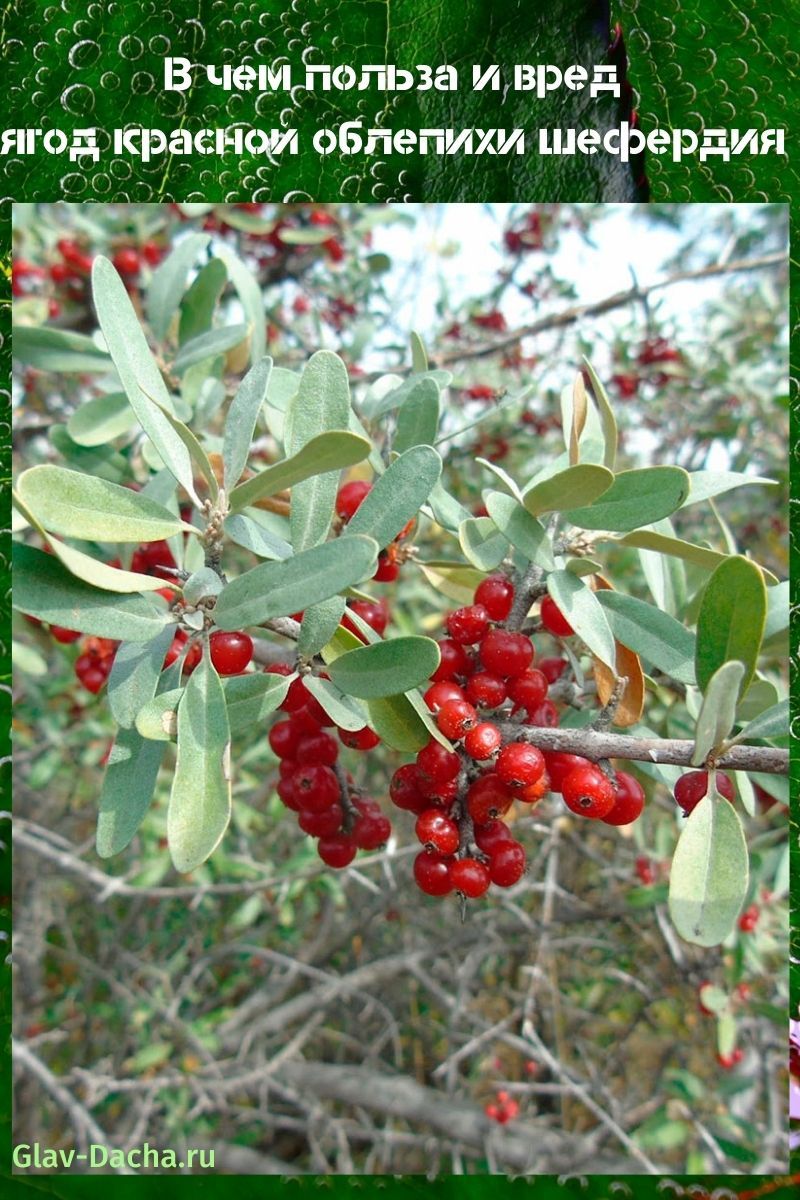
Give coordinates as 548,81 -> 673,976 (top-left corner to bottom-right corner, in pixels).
223,514 -> 292,561
581,358 -> 617,471
183,568 -> 224,604
12,324 -> 112,373
568,371 -> 587,466
523,464 -> 614,516
698,983 -> 729,1016
137,673 -> 294,741
393,376 -> 440,452
346,445 -> 442,549
564,467 -> 690,531
178,257 -> 227,344
415,560 -> 486,605
613,530 -> 729,573
595,591 -> 697,686
328,637 -> 441,699
484,492 -> 555,569
763,579 -> 789,640
366,694 -> 432,752
298,598 -> 347,658
304,674 -> 368,730
691,661 -> 746,766
217,243 -> 267,365
96,727 -> 166,857
147,232 -> 211,340
476,458 -> 525,503
144,400 -> 219,501
222,357 -> 273,490
173,324 -> 250,372
168,655 -> 232,873
590,580 -> 644,727
695,556 -> 766,697
17,465 -> 193,543
682,470 -> 777,508
12,543 -> 172,641
213,535 -> 378,630
410,331 -> 428,372
731,698 -> 790,745
367,369 -> 453,419
458,516 -> 509,571
668,791 -> 749,947
426,480 -> 473,532
92,256 -> 199,504
285,350 -> 353,550
67,392 -> 137,446
546,571 -> 616,670
229,431 -> 371,513
107,627 -> 176,729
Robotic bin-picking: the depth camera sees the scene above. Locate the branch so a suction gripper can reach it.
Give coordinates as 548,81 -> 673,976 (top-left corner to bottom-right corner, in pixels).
496,722 -> 788,775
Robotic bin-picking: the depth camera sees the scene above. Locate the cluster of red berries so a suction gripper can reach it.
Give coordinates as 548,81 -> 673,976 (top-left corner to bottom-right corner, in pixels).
673,770 -> 735,815
74,635 -> 119,694
12,238 -> 163,319
265,666 -> 390,867
503,208 -> 545,255
388,574 -> 647,900
484,1089 -> 520,1124
335,480 -> 414,585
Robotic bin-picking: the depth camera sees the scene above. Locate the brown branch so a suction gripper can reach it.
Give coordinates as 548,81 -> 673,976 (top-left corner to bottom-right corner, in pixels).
496,722 -> 788,774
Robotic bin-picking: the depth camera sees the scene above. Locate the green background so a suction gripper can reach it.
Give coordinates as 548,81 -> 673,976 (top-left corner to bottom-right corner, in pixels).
1,0 -> 796,1192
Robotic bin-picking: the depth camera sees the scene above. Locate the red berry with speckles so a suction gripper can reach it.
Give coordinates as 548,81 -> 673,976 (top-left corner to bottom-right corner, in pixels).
352,810 -> 391,850
343,598 -> 389,639
466,672 -> 507,710
317,834 -> 357,868
489,841 -> 526,887
474,574 -> 515,621
525,699 -> 559,727
544,752 -> 590,792
464,721 -> 502,761
496,742 -> 546,788
424,680 -> 466,712
467,773 -> 513,823
436,698 -> 478,740
674,770 -> 735,815
450,857 -> 491,898
562,763 -> 616,818
507,669 -> 548,712
373,553 -> 400,583
602,770 -> 645,826
474,819 -> 514,855
540,595 -> 574,637
298,805 -> 344,837
414,850 -> 453,896
479,629 -> 533,678
291,764 -> 340,812
336,480 -> 372,521
538,657 -> 567,683
415,809 -> 460,855
295,731 -> 339,767
446,604 -> 490,645
269,720 -> 300,760
209,630 -> 253,675
338,725 -> 380,751
416,739 -> 461,783
431,638 -> 471,682
390,764 -> 426,813
50,625 -> 81,644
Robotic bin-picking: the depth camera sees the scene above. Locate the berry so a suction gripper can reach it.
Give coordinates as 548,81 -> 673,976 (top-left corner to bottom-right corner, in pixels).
474,819 -> 514,854
673,770 -> 735,815
479,629 -> 533,678
467,773 -> 513,823
446,604 -> 490,645
50,625 -> 81,644
416,739 -> 461,783
141,240 -> 163,265
317,834 -> 357,868
450,857 -> 491,898
414,850 -> 453,896
352,810 -> 391,850
338,725 -> 380,751
635,856 -> 655,886
112,247 -> 141,276
517,772 -> 550,805
716,1048 -> 743,1070
738,904 -> 759,933
601,770 -> 645,826
390,764 -> 426,813
431,638 -> 471,682
209,630 -> 253,675
436,699 -> 478,740
424,680 -> 466,712
544,752 -> 590,792
474,574 -> 515,621
489,841 -> 526,887
507,669 -> 548,712
299,805 -> 343,837
415,809 -> 460,855
343,598 -> 389,639
466,672 -> 507,709
269,720 -> 301,760
291,764 -> 339,812
561,763 -> 616,819
373,554 -> 400,583
538,656 -> 567,683
540,596 -> 574,637
496,742 -> 546,788
416,775 -> 459,804
464,722 -> 502,761
336,480 -> 372,521
295,731 -> 339,767
524,699 -> 559,727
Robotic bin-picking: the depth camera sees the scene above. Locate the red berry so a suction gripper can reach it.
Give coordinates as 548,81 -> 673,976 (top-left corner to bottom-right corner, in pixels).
716,1048 -> 743,1070
737,904 -> 759,933
416,775 -> 459,804
352,811 -> 391,850
299,805 -> 343,837
302,692 -> 336,727
424,680 -> 466,712
467,773 -> 513,823
446,604 -> 490,646
436,698 -> 478,740
336,480 -> 372,521
112,247 -> 141,276
525,699 -> 559,727
674,770 -> 735,815
562,763 -> 616,819
540,595 -> 574,637
450,857 -> 491,898
338,726 -> 380,751
479,629 -> 533,678
295,731 -> 339,767
317,834 -> 357,868
373,554 -> 400,583
601,770 -> 645,826
390,764 -> 426,813
517,772 -> 550,805
507,669 -> 548,712
635,855 -> 655,885
538,657 -> 567,683
416,739 -> 461,783
343,598 -> 389,639
269,720 -> 301,760
474,574 -> 515,621
415,809 -> 460,855
209,630 -> 253,675
275,673 -> 309,712
50,625 -> 81,644
141,240 -> 163,266
292,764 -> 340,812
489,841 -> 526,887
414,850 -> 453,896
431,638 -> 471,682
466,672 -> 507,710
496,742 -> 546,788
464,722 -> 502,761
544,752 -> 590,792
474,819 -> 514,854
49,261 -> 70,283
